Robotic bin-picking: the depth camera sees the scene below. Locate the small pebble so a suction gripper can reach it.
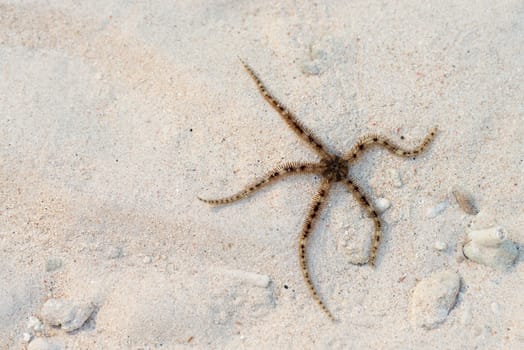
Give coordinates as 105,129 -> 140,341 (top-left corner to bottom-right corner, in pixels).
41,298 -> 95,332
388,169 -> 403,188
410,270 -> 461,329
426,201 -> 449,218
45,257 -> 63,272
434,241 -> 448,251
375,198 -> 391,213
22,332 -> 32,342
143,256 -> 152,264
463,226 -> 519,270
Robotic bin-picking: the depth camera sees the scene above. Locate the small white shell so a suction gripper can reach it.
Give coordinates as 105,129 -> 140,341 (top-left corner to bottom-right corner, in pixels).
375,197 -> 391,213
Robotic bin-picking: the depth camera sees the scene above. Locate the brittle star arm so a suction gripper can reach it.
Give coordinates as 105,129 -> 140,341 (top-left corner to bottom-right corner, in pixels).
343,126 -> 438,161
299,177 -> 335,321
341,178 -> 382,267
198,162 -> 322,205
239,58 -> 333,159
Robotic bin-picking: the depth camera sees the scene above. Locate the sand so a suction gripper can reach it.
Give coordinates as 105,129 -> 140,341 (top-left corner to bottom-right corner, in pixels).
0,1 -> 523,349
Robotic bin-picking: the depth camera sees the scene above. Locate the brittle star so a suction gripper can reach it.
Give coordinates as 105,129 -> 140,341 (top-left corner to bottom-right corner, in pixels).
199,59 -> 437,321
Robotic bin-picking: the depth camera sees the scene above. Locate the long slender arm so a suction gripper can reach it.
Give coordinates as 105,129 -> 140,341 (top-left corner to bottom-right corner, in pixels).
341,178 -> 382,267
198,162 -> 322,205
239,58 -> 333,159
343,127 -> 438,161
299,178 -> 335,321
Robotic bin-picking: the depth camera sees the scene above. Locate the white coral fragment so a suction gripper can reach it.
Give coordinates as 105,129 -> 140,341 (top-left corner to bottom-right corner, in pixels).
40,298 -> 95,332
410,270 -> 460,329
463,226 -> 519,270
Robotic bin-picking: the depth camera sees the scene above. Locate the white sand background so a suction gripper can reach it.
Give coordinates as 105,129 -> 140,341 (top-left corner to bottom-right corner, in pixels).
1,1 -> 523,349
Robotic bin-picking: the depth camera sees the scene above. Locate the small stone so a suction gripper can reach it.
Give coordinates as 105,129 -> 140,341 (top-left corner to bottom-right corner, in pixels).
375,198 -> 391,213
463,226 -> 519,270
45,257 -> 63,272
22,332 -> 32,342
143,256 -> 152,264
388,169 -> 403,187
40,298 -> 95,332
426,201 -> 449,218
410,270 -> 461,329
434,241 -> 448,251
